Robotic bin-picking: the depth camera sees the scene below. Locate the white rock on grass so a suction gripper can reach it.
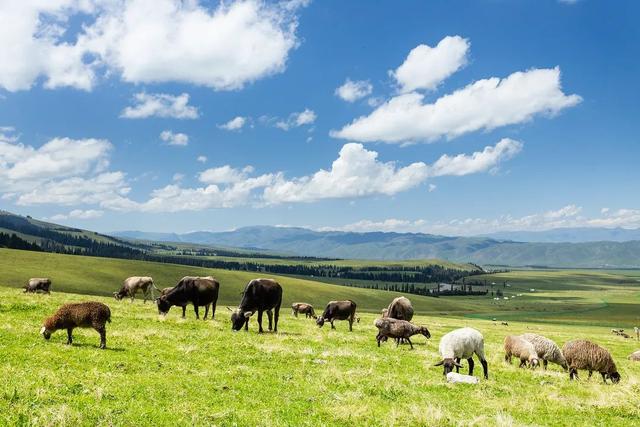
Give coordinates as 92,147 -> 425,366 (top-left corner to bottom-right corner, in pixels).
446,372 -> 479,384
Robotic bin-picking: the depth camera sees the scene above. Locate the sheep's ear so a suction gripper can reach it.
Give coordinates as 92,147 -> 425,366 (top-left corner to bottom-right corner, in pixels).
434,360 -> 444,366
40,326 -> 46,335
244,311 -> 252,319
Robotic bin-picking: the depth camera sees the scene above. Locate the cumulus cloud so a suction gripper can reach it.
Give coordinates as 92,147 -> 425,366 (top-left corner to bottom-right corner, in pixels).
160,130 -> 189,146
427,138 -> 522,177
335,79 -> 373,102
120,93 -> 199,119
275,109 -> 317,130
333,67 -> 581,144
391,36 -> 470,93
218,116 -> 247,131
199,165 -> 254,184
197,155 -> 208,163
0,0 -> 305,92
49,209 -> 104,221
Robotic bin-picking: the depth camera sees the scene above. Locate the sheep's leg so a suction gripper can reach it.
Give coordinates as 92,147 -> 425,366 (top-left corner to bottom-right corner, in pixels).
66,328 -> 73,345
480,359 -> 488,379
257,310 -> 264,333
543,359 -> 548,370
376,333 -> 382,347
600,372 -> 607,383
406,337 -> 413,349
395,338 -> 400,348
569,368 -> 578,380
467,358 -> 475,376
267,310 -> 273,331
588,370 -> 593,379
519,358 -> 526,368
455,358 -> 461,373
504,353 -> 511,364
97,327 -> 106,349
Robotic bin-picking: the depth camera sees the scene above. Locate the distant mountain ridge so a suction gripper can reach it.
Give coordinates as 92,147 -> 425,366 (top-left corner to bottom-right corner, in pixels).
112,225 -> 640,268
482,227 -> 640,243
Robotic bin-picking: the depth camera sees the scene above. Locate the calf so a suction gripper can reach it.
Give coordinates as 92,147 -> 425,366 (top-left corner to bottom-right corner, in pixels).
230,278 -> 282,333
114,276 -> 158,303
316,300 -> 357,331
157,276 -> 220,320
24,278 -> 51,294
292,302 -> 316,318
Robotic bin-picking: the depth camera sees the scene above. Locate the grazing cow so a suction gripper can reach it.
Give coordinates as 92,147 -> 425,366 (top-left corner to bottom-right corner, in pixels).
230,278 -> 282,333
159,286 -> 190,319
113,276 -> 158,303
24,278 -> 51,294
157,276 -> 220,320
316,300 -> 357,331
292,302 -> 316,318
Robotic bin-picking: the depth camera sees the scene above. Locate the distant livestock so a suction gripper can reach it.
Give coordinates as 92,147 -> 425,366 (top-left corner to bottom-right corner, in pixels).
230,278 -> 282,332
41,302 -> 111,349
521,333 -> 567,370
628,350 -> 640,361
374,318 -> 430,349
562,339 -> 620,383
386,296 -> 414,321
635,327 -> 639,340
291,302 -> 316,319
157,276 -> 220,320
504,335 -> 539,368
24,278 -> 51,293
316,300 -> 357,331
435,327 -> 488,379
114,276 -> 158,303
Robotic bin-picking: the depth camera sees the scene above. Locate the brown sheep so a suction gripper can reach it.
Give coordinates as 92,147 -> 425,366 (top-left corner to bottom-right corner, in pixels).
41,302 -> 111,349
504,335 -> 539,368
374,318 -> 430,349
562,339 -> 620,383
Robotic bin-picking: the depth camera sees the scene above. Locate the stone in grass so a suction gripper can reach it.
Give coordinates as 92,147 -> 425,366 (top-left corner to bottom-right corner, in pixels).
446,372 -> 479,384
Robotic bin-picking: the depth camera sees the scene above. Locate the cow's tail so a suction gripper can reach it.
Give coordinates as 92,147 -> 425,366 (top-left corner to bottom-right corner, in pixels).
151,280 -> 161,300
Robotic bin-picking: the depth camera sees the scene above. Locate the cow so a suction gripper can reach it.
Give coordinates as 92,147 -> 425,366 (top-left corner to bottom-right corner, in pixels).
387,296 -> 414,321
316,300 -> 357,331
24,278 -> 51,294
159,286 -> 189,319
156,276 -> 220,320
113,276 -> 158,303
230,278 -> 282,333
291,302 -> 316,319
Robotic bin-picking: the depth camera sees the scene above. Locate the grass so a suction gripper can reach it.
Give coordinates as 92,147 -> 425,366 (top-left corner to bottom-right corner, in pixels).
1,287 -> 639,426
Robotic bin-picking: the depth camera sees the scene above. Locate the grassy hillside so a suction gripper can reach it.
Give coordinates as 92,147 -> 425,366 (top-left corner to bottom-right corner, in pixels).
1,288 -> 639,425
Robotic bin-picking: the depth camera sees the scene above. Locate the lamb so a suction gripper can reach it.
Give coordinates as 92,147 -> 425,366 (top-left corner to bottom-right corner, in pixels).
435,327 -> 488,379
628,350 -> 640,361
522,333 -> 568,370
562,339 -> 620,383
504,335 -> 539,368
374,318 -> 430,349
40,302 -> 111,349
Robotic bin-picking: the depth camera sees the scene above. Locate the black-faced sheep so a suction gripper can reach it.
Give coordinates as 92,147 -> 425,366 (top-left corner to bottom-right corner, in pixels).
374,318 -> 430,349
41,302 -> 111,349
562,339 -> 620,383
522,333 -> 567,370
504,335 -> 539,368
435,327 -> 488,379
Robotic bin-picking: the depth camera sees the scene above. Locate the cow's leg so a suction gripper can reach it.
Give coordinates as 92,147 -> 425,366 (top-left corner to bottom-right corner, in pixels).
204,304 -> 210,320
257,310 -> 264,333
96,327 -> 107,349
293,309 -> 298,317
244,317 -> 249,331
181,305 -> 186,319
267,310 -> 273,331
349,318 -> 353,332
67,328 -> 73,345
468,357 -> 475,376
274,305 -> 280,332
143,288 -> 149,304
193,303 -> 200,320
330,319 -> 336,329
210,303 -> 216,320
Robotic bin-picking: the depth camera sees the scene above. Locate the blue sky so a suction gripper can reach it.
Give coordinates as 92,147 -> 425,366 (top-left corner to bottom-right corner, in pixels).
0,0 -> 638,235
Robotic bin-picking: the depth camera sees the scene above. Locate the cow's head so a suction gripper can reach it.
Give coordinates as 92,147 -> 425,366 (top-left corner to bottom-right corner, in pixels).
316,317 -> 325,328
156,296 -> 171,315
434,358 -> 463,376
231,309 -> 251,331
40,326 -> 52,340
113,290 -> 126,301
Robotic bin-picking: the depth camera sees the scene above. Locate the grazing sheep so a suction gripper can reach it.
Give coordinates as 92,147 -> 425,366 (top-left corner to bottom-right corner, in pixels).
374,318 -> 430,349
628,350 -> 640,361
504,335 -> 539,368
435,327 -> 488,379
522,333 -> 567,370
386,296 -> 414,321
562,339 -> 620,383
40,302 -> 111,349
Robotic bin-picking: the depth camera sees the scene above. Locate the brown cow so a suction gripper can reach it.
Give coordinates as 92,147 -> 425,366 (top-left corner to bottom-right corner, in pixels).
114,276 -> 158,303
291,302 -> 316,319
24,278 -> 51,294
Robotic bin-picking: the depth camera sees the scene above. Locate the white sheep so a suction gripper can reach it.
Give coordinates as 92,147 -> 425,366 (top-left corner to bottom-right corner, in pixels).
504,335 -> 539,368
521,333 -> 567,370
435,327 -> 488,379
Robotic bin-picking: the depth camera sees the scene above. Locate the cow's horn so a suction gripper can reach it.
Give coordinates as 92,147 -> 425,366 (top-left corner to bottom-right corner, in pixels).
244,311 -> 252,318
40,326 -> 46,335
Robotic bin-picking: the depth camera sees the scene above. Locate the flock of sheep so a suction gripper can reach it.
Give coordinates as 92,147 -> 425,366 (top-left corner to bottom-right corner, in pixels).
27,276 -> 637,384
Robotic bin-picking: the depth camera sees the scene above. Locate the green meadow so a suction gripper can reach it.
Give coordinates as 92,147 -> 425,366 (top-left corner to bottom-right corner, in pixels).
1,248 -> 640,425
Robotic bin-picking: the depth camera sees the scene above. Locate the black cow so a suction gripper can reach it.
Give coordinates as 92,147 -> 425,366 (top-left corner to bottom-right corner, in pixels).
156,276 -> 219,320
316,300 -> 357,331
230,278 -> 282,333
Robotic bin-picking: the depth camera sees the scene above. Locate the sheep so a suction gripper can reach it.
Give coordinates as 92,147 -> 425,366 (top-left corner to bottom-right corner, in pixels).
40,302 -> 111,349
562,339 -> 620,383
374,318 -> 430,349
504,335 -> 539,368
627,350 -> 640,362
435,327 -> 488,379
522,333 -> 567,370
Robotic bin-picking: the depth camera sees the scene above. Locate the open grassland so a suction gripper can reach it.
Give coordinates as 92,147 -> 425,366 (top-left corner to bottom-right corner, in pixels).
1,287 -> 640,426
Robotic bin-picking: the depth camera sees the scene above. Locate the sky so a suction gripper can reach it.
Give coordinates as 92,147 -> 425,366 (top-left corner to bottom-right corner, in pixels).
0,0 -> 638,235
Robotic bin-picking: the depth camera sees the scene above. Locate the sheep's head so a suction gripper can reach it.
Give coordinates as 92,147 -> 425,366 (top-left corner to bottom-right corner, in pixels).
529,357 -> 540,369
316,317 -> 325,328
40,326 -> 52,340
434,358 -> 463,375
156,296 -> 171,315
607,372 -> 621,383
420,327 -> 431,339
231,309 -> 251,331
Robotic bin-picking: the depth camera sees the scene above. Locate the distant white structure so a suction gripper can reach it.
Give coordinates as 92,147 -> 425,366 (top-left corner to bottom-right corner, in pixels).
530,289 -> 536,292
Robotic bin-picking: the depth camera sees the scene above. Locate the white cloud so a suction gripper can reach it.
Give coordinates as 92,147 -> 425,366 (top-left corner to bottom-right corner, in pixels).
197,155 -> 208,163
335,79 -> 373,102
332,67 -> 581,144
120,92 -> 199,119
50,209 -> 104,221
199,165 -> 254,185
391,36 -> 470,93
172,173 -> 184,182
275,109 -> 316,130
0,0 -> 305,92
160,130 -> 189,146
427,138 -> 522,177
428,183 -> 437,192
218,116 -> 247,131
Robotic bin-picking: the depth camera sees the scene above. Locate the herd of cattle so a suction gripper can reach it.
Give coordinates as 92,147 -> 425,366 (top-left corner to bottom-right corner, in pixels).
28,275 -> 636,383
